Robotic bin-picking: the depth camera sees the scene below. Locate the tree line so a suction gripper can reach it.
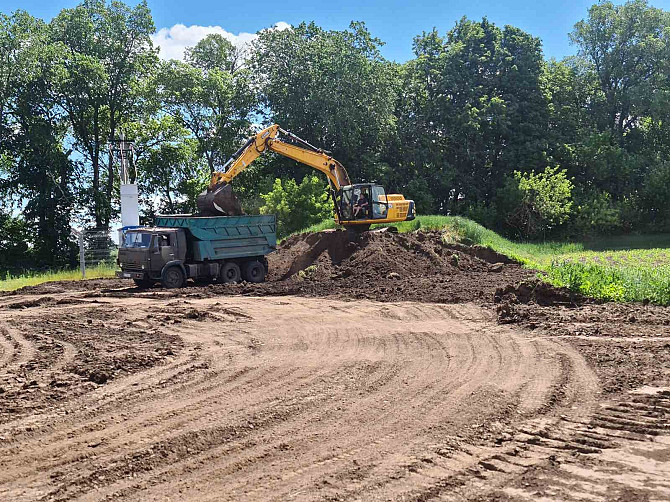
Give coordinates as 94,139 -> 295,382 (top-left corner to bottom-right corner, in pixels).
1,0 -> 669,273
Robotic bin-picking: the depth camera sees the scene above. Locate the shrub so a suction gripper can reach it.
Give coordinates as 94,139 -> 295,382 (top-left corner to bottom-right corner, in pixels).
260,175 -> 333,238
498,166 -> 573,239
571,191 -> 621,236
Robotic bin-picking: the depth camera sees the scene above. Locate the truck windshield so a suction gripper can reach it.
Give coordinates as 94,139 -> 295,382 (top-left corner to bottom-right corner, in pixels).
122,232 -> 152,248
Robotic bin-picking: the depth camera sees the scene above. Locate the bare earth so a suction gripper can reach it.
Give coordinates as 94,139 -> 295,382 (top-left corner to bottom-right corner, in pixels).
0,231 -> 668,501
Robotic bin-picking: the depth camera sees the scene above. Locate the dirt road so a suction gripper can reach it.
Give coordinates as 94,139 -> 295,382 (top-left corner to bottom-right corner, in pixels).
1,230 -> 668,500
1,289 -> 667,501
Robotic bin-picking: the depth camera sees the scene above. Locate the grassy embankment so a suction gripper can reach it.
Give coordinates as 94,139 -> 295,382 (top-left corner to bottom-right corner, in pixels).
296,215 -> 670,304
0,264 -> 116,292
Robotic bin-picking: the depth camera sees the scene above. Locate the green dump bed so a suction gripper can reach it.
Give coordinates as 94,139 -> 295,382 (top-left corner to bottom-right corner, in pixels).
155,215 -> 276,262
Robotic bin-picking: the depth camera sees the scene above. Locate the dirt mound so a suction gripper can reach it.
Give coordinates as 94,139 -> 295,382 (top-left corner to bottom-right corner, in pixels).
249,230 -> 538,304
494,280 -> 582,306
1,278 -> 126,297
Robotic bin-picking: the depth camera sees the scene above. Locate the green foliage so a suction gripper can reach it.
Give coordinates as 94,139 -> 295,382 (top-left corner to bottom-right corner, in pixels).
250,21 -> 398,182
50,0 -> 157,228
156,37 -> 256,174
570,0 -> 670,142
572,191 -> 621,236
641,162 -> 670,226
130,115 -> 207,215
260,175 -> 332,238
499,166 -> 573,238
0,212 -> 30,275
395,18 -> 548,214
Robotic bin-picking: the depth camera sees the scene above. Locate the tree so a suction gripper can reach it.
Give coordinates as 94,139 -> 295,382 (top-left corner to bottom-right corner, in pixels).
566,0 -> 670,230
396,18 -> 549,216
0,11 -> 77,269
157,34 -> 256,175
50,0 -> 157,228
498,166 -> 573,238
251,22 -> 399,183
129,115 -> 207,216
570,0 -> 670,145
0,211 -> 30,275
260,175 -> 332,237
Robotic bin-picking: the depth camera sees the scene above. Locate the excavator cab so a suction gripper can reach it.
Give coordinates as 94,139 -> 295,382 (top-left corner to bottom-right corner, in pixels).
337,184 -> 414,225
339,184 -> 388,221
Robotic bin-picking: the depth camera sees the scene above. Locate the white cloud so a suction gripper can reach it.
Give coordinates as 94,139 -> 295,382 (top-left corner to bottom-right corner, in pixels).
151,22 -> 291,61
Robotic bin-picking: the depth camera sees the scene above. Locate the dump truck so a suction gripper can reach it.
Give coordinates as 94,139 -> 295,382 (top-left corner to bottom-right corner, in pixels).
116,214 -> 276,288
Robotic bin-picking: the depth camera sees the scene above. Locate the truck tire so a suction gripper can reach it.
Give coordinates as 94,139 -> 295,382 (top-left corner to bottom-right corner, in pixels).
220,262 -> 241,283
162,266 -> 185,288
244,260 -> 266,283
133,278 -> 153,288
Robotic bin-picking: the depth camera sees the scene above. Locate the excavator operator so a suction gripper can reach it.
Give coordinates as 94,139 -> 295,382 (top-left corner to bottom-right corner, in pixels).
354,190 -> 369,219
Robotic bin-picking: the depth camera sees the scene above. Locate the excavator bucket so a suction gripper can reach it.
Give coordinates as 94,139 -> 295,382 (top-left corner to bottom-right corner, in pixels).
196,184 -> 244,216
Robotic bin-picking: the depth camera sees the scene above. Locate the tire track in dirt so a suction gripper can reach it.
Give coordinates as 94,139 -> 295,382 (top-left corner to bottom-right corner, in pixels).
460,388 -> 670,501
0,325 -> 36,371
0,296 -> 601,501
0,325 -> 15,369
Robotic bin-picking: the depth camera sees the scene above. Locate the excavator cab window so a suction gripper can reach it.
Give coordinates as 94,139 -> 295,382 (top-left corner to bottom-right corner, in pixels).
371,185 -> 388,219
339,184 -> 389,221
339,187 -> 355,220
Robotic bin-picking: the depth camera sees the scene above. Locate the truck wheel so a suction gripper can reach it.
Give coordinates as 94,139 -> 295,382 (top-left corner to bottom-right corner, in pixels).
220,262 -> 241,283
162,266 -> 185,288
244,260 -> 266,283
133,278 -> 153,288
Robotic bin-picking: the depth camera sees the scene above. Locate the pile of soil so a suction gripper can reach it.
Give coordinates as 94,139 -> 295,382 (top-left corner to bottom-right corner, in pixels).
227,229 -> 538,303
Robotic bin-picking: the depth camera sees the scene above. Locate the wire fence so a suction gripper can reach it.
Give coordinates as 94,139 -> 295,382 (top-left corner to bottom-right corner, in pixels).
71,228 -> 117,278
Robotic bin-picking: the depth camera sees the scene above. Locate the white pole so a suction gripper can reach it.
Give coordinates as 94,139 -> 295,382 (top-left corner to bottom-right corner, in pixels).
71,229 -> 86,279
78,232 -> 86,279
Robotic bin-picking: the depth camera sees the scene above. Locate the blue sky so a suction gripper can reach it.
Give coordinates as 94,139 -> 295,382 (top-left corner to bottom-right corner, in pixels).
4,0 -> 670,61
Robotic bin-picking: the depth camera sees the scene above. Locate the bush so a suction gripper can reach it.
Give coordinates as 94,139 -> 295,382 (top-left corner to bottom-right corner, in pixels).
260,175 -> 333,238
571,191 -> 621,236
464,201 -> 497,230
498,166 -> 573,238
642,162 -> 670,228
0,213 -> 31,276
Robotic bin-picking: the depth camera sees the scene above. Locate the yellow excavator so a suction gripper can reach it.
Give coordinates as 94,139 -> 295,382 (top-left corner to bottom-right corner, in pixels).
196,124 -> 415,231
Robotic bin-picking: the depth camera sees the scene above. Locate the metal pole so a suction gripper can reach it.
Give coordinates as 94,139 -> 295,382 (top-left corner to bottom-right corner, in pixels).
78,232 -> 86,279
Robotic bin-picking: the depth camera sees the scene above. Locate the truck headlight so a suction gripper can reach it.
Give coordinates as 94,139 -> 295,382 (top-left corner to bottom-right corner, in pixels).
141,264 -> 145,270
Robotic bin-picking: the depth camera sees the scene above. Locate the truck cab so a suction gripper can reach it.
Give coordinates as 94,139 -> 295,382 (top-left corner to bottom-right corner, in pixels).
117,227 -> 187,288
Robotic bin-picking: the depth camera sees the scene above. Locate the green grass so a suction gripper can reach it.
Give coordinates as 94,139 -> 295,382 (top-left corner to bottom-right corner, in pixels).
446,217 -> 670,304
0,263 -> 117,292
294,215 -> 670,305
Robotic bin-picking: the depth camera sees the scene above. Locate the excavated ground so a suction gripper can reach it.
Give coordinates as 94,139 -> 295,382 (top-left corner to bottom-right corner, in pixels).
0,230 -> 668,501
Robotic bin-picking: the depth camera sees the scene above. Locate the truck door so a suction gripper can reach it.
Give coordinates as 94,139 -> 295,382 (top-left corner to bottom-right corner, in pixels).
158,233 -> 176,264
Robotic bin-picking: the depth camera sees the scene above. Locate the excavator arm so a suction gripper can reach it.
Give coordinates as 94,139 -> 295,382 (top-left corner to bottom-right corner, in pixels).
209,124 -> 350,190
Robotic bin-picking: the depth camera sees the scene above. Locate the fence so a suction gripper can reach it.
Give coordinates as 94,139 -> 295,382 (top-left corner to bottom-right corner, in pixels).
71,228 -> 117,278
